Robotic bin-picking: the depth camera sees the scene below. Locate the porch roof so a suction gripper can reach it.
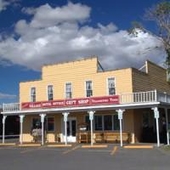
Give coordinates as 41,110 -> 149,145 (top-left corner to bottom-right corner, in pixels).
1,90 -> 170,115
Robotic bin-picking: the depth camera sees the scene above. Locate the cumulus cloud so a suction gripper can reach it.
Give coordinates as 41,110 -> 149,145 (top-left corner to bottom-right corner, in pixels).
0,2 -> 166,71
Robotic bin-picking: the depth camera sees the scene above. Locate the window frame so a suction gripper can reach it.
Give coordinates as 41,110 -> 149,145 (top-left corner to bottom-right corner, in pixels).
30,87 -> 36,102
45,117 -> 55,132
47,85 -> 54,101
85,114 -> 120,131
107,77 -> 116,95
32,117 -> 41,129
85,80 -> 93,97
65,82 -> 72,99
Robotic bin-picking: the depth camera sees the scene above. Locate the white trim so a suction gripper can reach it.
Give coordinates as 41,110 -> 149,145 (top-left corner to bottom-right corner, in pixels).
106,77 -> 116,95
1,102 -> 160,115
30,87 -> 36,102
65,82 -> 72,99
47,84 -> 53,101
85,80 -> 93,97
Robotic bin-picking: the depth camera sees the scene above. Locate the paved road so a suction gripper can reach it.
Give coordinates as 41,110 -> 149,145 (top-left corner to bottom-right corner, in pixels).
0,145 -> 169,170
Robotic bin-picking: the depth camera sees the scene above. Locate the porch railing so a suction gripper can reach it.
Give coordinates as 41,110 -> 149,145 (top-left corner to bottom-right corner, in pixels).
3,103 -> 20,112
119,90 -> 157,104
2,90 -> 170,112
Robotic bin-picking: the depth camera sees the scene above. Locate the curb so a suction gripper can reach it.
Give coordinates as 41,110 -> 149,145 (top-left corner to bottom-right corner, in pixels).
18,143 -> 41,147
81,144 -> 108,148
47,144 -> 72,147
123,145 -> 153,149
0,143 -> 16,146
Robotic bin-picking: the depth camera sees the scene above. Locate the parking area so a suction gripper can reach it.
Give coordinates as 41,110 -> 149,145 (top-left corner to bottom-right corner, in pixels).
0,144 -> 170,170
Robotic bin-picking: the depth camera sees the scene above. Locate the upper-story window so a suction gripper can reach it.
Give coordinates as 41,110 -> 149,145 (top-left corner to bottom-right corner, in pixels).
30,87 -> 36,102
108,78 -> 115,95
65,83 -> 72,99
48,85 -> 53,101
86,80 -> 93,97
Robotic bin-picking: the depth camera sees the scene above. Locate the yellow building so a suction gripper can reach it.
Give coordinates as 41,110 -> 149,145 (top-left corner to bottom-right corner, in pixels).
2,57 -> 170,147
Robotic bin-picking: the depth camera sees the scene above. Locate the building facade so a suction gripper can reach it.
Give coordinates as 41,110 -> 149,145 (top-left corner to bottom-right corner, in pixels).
2,57 -> 170,146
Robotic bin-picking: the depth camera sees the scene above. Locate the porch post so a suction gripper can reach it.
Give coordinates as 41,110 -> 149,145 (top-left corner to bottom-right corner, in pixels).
40,114 -> 46,145
2,115 -> 7,144
88,110 -> 95,146
116,109 -> 125,147
152,107 -> 160,147
62,112 -> 69,145
19,115 -> 25,144
165,108 -> 169,145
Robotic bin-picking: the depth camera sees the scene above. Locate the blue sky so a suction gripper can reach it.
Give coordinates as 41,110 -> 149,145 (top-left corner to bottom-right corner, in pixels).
0,0 -> 166,104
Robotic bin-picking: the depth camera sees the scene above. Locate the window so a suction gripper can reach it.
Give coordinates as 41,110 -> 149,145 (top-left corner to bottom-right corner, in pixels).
113,115 -> 119,130
94,115 -> 103,130
32,118 -> 41,129
85,116 -> 90,130
88,114 -> 119,131
46,117 -> 54,131
65,83 -> 72,99
104,115 -> 112,130
30,87 -> 36,102
86,80 -> 93,97
48,85 -> 53,101
108,78 -> 115,95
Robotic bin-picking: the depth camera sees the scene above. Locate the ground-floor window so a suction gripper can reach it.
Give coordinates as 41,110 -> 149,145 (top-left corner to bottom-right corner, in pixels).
32,118 -> 41,129
46,117 -> 55,132
85,114 -> 119,131
32,117 -> 54,132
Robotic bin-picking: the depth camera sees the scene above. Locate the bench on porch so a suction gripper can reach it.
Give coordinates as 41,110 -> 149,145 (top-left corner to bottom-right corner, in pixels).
94,131 -> 131,143
77,131 -> 131,143
103,132 -> 131,143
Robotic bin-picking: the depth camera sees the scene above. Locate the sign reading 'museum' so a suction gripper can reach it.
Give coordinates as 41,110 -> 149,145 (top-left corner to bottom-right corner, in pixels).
21,95 -> 119,109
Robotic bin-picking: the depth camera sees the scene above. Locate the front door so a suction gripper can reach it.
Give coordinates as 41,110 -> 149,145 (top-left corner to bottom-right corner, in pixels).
63,118 -> 77,143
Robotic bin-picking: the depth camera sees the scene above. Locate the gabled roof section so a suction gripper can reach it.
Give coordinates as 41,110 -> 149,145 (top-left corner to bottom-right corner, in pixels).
138,60 -> 166,74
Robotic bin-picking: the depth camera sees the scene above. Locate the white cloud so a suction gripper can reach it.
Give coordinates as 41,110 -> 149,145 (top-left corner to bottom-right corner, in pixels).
0,2 -> 167,71
0,0 -> 19,12
0,0 -> 9,11
29,2 -> 91,28
0,92 -> 16,99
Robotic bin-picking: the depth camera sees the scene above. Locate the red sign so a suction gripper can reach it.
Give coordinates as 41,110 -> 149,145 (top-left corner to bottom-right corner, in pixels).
21,95 -> 119,110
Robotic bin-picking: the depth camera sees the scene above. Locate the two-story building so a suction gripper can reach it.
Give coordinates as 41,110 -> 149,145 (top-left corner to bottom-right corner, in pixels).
2,57 -> 170,147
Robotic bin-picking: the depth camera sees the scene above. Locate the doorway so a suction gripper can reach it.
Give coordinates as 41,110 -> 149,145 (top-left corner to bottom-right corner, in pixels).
63,117 -> 77,143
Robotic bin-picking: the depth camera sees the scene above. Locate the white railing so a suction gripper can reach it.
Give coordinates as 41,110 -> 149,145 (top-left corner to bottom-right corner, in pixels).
2,90 -> 170,112
120,90 -> 157,104
157,91 -> 170,103
3,103 -> 20,112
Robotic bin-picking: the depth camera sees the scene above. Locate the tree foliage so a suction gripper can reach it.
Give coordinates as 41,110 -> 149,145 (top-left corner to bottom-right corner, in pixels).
144,1 -> 170,65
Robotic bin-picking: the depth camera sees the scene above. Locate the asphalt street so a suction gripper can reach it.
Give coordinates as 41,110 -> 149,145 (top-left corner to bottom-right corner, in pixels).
0,145 -> 169,170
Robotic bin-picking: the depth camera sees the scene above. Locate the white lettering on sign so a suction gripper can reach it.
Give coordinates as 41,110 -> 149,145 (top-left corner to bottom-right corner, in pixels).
110,98 -> 118,102
42,102 -> 52,107
78,99 -> 89,104
65,100 -> 77,105
52,101 -> 64,106
29,103 -> 41,108
91,99 -> 108,103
